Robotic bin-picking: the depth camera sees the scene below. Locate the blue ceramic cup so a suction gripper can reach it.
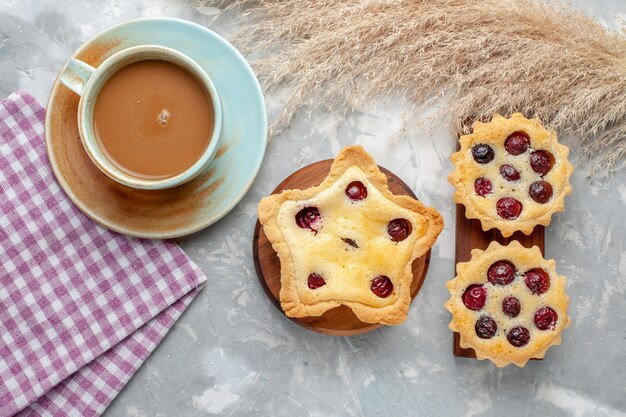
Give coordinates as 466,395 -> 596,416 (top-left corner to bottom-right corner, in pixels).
58,45 -> 222,190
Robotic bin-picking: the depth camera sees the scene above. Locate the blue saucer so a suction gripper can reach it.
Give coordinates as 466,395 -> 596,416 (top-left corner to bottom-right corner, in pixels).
46,18 -> 267,238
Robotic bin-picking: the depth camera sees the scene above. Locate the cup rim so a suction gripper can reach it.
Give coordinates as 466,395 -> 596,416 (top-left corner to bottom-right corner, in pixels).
77,44 -> 222,190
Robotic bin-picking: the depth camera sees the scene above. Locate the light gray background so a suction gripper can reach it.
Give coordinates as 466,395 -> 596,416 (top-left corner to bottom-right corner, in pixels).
1,1 -> 625,416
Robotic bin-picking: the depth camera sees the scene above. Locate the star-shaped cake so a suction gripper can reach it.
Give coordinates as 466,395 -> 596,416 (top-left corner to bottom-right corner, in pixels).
258,146 -> 443,325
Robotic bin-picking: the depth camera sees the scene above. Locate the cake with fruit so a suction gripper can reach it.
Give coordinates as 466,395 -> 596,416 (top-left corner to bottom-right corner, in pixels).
445,241 -> 570,367
258,146 -> 443,325
448,113 -> 574,237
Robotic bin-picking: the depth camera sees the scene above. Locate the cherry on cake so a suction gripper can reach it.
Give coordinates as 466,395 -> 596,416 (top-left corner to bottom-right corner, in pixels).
258,146 -> 443,325
448,113 -> 574,237
445,241 -> 570,367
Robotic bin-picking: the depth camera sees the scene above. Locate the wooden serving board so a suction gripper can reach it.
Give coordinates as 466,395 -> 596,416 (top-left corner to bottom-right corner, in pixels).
252,159 -> 431,336
453,135 -> 545,358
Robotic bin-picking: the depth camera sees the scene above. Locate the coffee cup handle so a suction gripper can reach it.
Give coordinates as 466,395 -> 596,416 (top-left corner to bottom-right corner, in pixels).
58,58 -> 96,96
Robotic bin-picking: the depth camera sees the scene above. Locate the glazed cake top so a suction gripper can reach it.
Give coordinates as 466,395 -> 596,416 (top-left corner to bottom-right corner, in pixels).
277,166 -> 429,308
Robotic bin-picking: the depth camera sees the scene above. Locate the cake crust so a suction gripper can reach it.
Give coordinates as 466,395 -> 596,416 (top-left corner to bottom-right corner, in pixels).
258,146 -> 443,325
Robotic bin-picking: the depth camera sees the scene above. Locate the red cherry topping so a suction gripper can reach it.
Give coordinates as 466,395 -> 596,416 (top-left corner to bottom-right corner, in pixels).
345,181 -> 367,201
534,307 -> 558,330
530,150 -> 554,175
388,218 -> 412,242
529,181 -> 553,204
487,260 -> 516,286
500,164 -> 521,181
496,197 -> 523,220
502,296 -> 521,318
462,284 -> 487,311
505,131 -> 530,155
524,269 -> 550,294
507,326 -> 530,347
307,273 -> 326,289
295,206 -> 321,230
371,276 -> 393,298
472,144 -> 495,164
475,316 -> 497,339
474,178 -> 493,197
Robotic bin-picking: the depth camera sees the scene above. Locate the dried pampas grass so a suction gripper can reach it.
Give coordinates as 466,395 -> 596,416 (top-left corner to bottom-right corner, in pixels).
201,0 -> 626,176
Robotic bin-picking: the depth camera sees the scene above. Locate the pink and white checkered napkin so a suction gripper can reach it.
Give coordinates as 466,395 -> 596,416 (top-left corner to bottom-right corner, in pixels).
0,91 -> 207,417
